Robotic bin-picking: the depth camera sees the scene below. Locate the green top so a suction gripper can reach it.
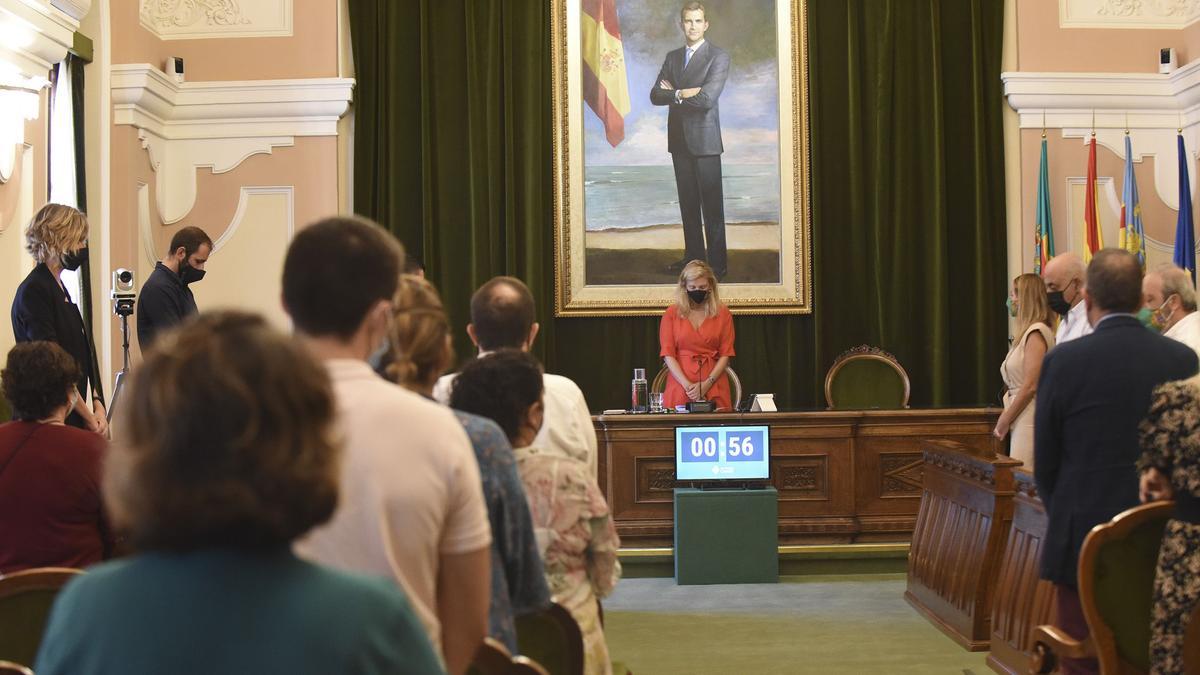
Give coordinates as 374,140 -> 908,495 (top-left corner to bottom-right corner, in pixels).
34,548 -> 445,675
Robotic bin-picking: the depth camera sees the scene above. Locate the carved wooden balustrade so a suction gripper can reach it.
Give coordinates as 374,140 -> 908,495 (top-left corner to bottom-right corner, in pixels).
905,439 -> 1022,650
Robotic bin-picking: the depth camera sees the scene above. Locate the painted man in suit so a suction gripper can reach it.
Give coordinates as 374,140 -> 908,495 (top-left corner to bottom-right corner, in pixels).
1035,249 -> 1198,675
650,2 -> 731,278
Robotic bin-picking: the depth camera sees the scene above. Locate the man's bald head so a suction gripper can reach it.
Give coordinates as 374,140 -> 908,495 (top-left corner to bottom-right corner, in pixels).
1043,252 -> 1087,310
1085,249 -> 1143,314
469,276 -> 537,351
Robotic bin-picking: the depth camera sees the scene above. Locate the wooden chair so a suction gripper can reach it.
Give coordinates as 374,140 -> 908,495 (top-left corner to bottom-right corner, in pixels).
516,602 -> 584,675
0,567 -> 83,668
0,661 -> 33,675
1031,501 -> 1172,674
469,637 -> 550,675
824,345 -> 910,409
651,365 -> 743,410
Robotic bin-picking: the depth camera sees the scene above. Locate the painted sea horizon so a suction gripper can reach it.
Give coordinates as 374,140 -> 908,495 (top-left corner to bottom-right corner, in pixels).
584,164 -> 781,232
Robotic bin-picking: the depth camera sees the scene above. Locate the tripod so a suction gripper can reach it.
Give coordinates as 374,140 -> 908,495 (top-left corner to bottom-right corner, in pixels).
107,298 -> 135,423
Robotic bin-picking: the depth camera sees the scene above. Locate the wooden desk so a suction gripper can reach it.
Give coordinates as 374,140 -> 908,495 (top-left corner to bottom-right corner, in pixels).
592,408 -> 1001,547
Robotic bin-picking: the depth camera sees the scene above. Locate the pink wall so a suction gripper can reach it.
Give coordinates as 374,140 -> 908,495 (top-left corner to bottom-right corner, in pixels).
1016,0 -> 1199,72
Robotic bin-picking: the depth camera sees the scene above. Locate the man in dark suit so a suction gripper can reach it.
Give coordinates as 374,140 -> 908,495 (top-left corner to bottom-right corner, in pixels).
650,2 -> 730,278
1035,248 -> 1198,675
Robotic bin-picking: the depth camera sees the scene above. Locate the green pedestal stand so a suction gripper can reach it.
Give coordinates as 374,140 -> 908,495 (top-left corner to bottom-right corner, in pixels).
673,487 -> 779,585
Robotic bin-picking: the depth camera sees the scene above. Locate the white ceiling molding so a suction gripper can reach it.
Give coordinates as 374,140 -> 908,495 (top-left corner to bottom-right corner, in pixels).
0,1 -> 79,185
50,0 -> 90,21
1003,65 -> 1200,209
139,0 -> 292,40
111,63 -> 352,224
1059,0 -> 1200,29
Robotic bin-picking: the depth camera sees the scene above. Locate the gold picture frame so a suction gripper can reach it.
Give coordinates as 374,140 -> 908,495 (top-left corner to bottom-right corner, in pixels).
552,0 -> 812,316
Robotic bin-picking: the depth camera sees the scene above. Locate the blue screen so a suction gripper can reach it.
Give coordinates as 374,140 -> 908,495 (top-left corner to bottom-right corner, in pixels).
675,425 -> 770,480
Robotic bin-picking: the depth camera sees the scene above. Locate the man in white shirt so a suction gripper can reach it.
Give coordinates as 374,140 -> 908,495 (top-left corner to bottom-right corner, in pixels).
1142,263 -> 1200,358
1043,252 -> 1092,345
285,217 -> 491,675
434,277 -> 598,475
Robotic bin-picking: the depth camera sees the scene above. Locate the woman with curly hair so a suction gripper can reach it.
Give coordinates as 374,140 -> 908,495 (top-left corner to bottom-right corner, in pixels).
34,312 -> 443,675
0,341 -> 112,573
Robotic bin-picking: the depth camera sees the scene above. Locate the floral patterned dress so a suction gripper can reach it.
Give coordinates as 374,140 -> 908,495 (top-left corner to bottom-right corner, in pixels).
1138,379 -> 1200,675
512,445 -> 621,675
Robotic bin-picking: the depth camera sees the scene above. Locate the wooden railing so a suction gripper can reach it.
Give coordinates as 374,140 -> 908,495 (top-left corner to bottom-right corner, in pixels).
904,439 -> 1021,651
987,470 -> 1055,674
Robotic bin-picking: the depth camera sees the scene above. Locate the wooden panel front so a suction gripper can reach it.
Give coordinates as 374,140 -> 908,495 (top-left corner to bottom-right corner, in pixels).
594,408 -> 1001,547
904,440 -> 1021,651
987,471 -> 1055,675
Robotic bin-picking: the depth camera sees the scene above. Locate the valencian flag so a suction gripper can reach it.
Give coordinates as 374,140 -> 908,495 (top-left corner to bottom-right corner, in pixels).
1175,133 -> 1196,284
1034,136 -> 1055,275
1082,135 -> 1104,262
1119,134 -> 1146,268
582,0 -> 632,147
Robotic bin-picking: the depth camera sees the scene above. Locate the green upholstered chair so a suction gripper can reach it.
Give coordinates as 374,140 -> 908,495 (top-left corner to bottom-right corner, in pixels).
1032,501 -> 1172,674
516,603 -> 584,675
651,365 -> 743,410
823,346 -> 910,410
0,567 -> 83,669
469,637 -> 551,675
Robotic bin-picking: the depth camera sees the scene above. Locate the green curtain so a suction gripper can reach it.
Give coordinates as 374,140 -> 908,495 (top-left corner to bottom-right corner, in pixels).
348,0 -> 1007,412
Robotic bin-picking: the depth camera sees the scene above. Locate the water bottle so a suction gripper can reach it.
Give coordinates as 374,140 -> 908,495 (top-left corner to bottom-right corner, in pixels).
631,368 -> 648,413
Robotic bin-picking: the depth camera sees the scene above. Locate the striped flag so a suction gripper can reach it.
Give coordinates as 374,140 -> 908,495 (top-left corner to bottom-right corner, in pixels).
1175,133 -> 1196,284
1119,134 -> 1146,269
1082,136 -> 1104,262
1034,136 -> 1055,275
582,0 -> 632,147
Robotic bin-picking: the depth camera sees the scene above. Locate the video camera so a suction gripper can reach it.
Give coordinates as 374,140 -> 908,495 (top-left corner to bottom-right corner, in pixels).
111,268 -> 136,317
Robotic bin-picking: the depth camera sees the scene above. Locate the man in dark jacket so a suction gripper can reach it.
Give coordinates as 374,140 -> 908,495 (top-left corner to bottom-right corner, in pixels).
136,226 -> 211,350
1035,248 -> 1198,674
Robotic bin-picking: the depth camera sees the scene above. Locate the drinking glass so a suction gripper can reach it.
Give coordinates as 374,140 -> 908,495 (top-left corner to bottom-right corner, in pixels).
649,392 -> 664,413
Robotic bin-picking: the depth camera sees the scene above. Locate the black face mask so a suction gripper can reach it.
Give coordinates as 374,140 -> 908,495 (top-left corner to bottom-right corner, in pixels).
1046,291 -> 1070,316
179,262 -> 206,285
687,289 -> 709,305
61,247 -> 88,271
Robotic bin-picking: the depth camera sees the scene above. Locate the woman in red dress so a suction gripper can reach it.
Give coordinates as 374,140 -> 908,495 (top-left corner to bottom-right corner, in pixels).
659,261 -> 736,411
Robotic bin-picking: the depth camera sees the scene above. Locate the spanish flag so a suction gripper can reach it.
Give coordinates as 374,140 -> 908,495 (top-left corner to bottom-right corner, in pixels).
1082,136 -> 1104,262
582,0 -> 631,147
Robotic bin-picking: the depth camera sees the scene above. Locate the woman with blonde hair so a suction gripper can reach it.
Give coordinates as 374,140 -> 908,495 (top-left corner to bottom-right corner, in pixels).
385,275 -> 550,654
10,203 -> 106,434
659,260 -> 736,411
995,272 -> 1056,467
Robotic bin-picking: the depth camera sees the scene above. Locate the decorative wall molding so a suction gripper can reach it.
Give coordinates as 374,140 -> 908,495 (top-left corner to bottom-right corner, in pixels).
1003,65 -> 1200,209
50,0 -> 91,21
215,185 -> 295,251
112,64 -> 352,223
0,142 -> 31,234
0,1 -> 80,176
1059,0 -> 1200,29
139,0 -> 292,40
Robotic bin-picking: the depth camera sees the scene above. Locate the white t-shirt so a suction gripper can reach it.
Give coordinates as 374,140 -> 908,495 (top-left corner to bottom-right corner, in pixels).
435,361 -> 598,475
1055,300 -> 1093,345
295,359 -> 491,651
1165,311 -> 1200,360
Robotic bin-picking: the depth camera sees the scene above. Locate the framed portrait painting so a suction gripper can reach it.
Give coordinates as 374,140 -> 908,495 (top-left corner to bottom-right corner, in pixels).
552,0 -> 812,316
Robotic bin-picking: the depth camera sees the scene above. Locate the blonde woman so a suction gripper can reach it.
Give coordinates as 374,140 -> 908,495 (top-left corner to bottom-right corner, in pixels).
995,273 -> 1056,467
10,204 -> 106,434
385,275 -> 550,654
659,260 -> 736,411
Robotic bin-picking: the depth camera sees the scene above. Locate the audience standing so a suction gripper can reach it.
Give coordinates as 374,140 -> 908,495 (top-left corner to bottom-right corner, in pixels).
286,217 -> 490,675
434,277 -> 598,474
1141,263 -> 1200,359
995,273 -> 1055,468
0,342 -> 112,573
1035,249 -> 1198,675
451,350 -> 621,675
1042,252 -> 1092,345
1138,373 -> 1200,675
136,226 -> 212,350
34,312 -> 443,675
10,203 -> 106,434
385,274 -> 551,653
